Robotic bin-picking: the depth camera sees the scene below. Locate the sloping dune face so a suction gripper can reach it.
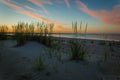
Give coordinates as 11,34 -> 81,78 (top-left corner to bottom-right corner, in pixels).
0,40 -> 120,80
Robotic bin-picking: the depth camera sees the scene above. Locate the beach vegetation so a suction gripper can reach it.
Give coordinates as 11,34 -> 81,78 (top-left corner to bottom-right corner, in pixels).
35,55 -> 45,71
0,25 -> 8,40
12,22 -> 27,47
69,40 -> 86,61
12,22 -> 54,47
36,22 -> 54,47
70,21 -> 86,61
36,22 -> 44,42
46,48 -> 54,58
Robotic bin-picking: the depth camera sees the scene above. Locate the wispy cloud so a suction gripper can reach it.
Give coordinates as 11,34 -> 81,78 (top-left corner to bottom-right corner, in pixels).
24,5 -> 35,11
76,0 -> 120,25
28,0 -> 53,14
64,0 -> 70,8
54,0 -> 70,8
1,0 -> 55,24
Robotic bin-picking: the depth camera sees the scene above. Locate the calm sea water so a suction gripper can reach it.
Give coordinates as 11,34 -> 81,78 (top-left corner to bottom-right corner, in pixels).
52,34 -> 120,41
8,33 -> 120,41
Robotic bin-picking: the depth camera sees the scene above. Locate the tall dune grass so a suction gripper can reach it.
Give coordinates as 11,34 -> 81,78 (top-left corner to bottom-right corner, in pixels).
69,40 -> 85,60
36,22 -> 54,47
85,23 -> 88,40
12,22 -> 54,47
35,55 -> 45,71
47,24 -> 54,47
70,21 -> 86,61
0,25 -> 8,60
36,22 -> 44,42
12,22 -> 27,46
0,25 -> 8,40
72,21 -> 78,37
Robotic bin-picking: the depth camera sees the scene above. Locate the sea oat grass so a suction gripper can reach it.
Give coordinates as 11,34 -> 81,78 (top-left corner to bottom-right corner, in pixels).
35,56 -> 45,71
70,21 -> 87,61
12,22 -> 26,47
69,40 -> 86,61
0,25 -> 8,40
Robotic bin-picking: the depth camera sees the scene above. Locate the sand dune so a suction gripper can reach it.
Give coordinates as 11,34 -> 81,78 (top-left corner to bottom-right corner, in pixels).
0,40 -> 120,80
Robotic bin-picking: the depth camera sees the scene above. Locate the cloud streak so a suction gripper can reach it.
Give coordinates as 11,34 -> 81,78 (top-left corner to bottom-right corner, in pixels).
1,0 -> 55,24
28,0 -> 53,14
76,0 -> 120,25
24,5 -> 35,11
64,0 -> 70,8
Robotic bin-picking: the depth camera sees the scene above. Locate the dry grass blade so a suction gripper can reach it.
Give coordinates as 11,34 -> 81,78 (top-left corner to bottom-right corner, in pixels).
0,25 -> 8,40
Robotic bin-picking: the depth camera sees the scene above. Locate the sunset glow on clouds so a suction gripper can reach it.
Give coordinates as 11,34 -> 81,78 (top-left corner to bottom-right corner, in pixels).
1,0 -> 55,24
0,0 -> 120,33
76,0 -> 120,25
28,0 -> 53,14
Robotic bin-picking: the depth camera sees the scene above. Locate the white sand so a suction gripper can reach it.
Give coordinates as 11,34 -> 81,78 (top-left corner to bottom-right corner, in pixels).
0,40 -> 120,80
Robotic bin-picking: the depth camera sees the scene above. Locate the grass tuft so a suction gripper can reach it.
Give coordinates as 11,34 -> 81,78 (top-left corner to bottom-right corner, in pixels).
12,22 -> 27,47
69,40 -> 86,61
35,56 -> 45,71
0,25 -> 8,40
70,21 -> 87,61
36,22 -> 54,47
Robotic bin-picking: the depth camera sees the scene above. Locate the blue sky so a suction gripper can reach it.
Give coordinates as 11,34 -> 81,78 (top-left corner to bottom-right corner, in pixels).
0,0 -> 120,33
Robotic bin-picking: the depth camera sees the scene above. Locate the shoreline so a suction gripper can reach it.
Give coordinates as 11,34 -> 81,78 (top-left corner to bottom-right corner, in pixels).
52,36 -> 120,43
6,33 -> 120,42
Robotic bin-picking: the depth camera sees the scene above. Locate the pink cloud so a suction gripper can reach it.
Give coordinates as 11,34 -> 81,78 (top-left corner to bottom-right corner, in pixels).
76,0 -> 120,25
2,0 -> 55,24
24,5 -> 35,11
28,0 -> 53,14
64,0 -> 70,8
54,0 -> 70,8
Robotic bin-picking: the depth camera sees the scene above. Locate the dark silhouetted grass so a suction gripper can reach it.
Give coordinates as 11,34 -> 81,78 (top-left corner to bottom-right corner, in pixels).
36,22 -> 54,47
12,22 -> 27,47
70,21 -> 87,61
0,25 -> 8,40
35,56 -> 45,71
69,40 -> 86,61
11,22 -> 54,47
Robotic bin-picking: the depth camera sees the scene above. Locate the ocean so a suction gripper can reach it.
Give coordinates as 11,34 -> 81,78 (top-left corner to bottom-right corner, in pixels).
52,34 -> 120,42
7,33 -> 120,42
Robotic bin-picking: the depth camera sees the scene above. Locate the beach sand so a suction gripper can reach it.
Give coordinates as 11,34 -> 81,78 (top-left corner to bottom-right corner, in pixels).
0,39 -> 120,80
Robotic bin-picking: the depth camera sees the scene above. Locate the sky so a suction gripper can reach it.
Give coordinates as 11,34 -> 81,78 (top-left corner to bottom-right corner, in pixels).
0,0 -> 120,33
